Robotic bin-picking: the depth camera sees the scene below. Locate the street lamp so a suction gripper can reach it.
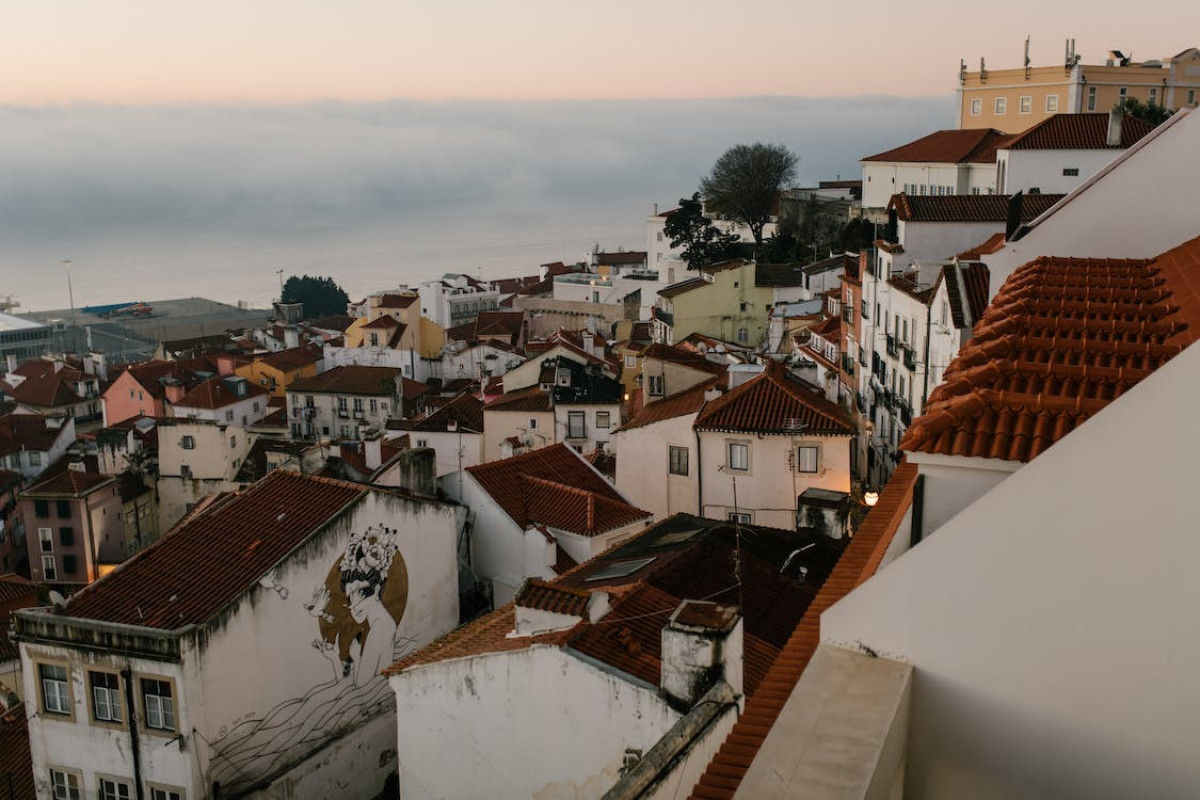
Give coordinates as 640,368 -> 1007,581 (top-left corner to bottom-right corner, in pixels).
63,259 -> 75,329
864,490 -> 880,507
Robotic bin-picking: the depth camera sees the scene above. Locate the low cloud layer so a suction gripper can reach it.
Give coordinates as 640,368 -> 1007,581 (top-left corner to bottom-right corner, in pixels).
0,96 -> 951,310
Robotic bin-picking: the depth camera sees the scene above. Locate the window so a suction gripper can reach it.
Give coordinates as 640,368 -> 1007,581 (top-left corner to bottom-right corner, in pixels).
648,375 -> 664,396
1149,87 -> 1158,105
370,398 -> 378,412
796,445 -> 819,473
528,418 -> 538,430
39,528 -> 53,552
1118,87 -> 1127,102
737,327 -> 749,343
150,788 -> 184,800
30,452 -> 41,467
39,663 -> 70,715
1062,167 -> 1079,176
224,409 -> 234,422
1045,94 -> 1059,112
56,499 -> 71,518
49,769 -> 81,800
35,499 -> 49,518
994,97 -> 1006,114
63,554 -> 78,574
668,446 -> 689,477
59,526 -> 74,547
727,442 -> 749,472
1019,95 -> 1031,114
415,439 -> 427,448
142,678 -> 175,731
567,411 -> 586,439
98,778 -> 132,800
42,555 -> 57,581
625,354 -> 637,368
1087,86 -> 1097,110
253,401 -> 260,412
970,97 -> 981,115
180,435 -> 195,450
1189,89 -> 1196,106
369,333 -> 379,346
180,465 -> 191,479
728,512 -> 751,524
230,436 -> 237,449
596,411 -> 611,429
89,671 -> 122,723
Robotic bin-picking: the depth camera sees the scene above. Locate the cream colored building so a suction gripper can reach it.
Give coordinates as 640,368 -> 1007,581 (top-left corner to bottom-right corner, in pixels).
958,45 -> 1200,132
652,260 -> 773,347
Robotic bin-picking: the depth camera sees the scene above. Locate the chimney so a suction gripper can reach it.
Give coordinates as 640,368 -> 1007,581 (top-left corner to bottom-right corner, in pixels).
284,327 -> 301,349
363,435 -> 382,470
393,447 -> 437,498
1107,107 -> 1124,147
4,355 -> 15,374
1005,191 -> 1025,240
89,351 -> 108,382
660,600 -> 743,708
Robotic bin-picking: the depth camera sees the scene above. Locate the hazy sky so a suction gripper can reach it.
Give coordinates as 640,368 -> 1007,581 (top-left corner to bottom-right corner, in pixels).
6,1 -> 1195,103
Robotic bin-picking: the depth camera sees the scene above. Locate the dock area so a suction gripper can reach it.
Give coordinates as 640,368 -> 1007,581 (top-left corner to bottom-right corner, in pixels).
21,297 -> 273,364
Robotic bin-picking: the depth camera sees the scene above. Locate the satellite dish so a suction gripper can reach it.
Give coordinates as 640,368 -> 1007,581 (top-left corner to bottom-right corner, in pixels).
48,591 -> 67,611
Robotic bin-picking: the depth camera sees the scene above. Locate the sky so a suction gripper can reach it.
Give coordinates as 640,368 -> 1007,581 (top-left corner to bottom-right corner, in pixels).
6,2 -> 1195,103
2,4 -> 1196,312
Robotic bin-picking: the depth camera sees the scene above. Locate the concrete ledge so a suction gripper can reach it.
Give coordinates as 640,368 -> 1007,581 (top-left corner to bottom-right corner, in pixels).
736,645 -> 912,800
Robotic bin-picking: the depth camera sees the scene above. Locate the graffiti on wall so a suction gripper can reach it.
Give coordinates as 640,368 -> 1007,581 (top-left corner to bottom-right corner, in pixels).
207,525 -> 414,793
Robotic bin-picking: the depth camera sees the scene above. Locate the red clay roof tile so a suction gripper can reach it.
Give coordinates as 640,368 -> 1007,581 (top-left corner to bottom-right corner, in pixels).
862,128 -> 1010,164
1001,112 -> 1155,150
890,192 -> 1065,223
902,235 -> 1200,461
694,361 -> 853,435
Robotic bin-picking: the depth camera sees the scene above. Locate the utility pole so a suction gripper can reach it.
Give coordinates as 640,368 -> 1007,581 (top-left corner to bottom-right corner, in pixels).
64,259 -> 75,329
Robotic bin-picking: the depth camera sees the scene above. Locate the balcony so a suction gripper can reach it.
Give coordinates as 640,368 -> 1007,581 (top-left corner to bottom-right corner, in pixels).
841,353 -> 855,374
652,307 -> 674,326
902,345 -> 917,371
899,402 -> 913,426
885,335 -> 898,357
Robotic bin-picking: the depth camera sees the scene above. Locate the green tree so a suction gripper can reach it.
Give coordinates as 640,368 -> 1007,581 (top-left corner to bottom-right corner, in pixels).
281,275 -> 351,319
700,143 -> 798,248
1117,97 -> 1172,126
663,193 -> 741,271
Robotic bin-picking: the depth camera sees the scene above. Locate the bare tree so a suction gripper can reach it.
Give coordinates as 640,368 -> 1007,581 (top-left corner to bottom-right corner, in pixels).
700,143 -> 798,247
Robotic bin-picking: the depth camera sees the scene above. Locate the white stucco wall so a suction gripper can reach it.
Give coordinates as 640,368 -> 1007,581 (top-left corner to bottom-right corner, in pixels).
393,646 -> 682,800
997,147 -> 1123,195
613,414 -> 699,521
823,341 -> 1200,800
698,432 -> 852,530
896,220 -> 1003,268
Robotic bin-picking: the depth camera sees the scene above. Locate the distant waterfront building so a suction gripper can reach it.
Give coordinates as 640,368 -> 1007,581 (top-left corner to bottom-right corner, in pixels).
0,313 -> 51,373
957,43 -> 1200,132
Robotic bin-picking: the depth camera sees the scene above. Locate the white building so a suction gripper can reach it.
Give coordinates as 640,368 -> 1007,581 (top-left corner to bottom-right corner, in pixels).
386,512 -> 840,800
443,443 -> 651,604
861,128 -> 1009,209
286,365 -> 401,441
389,392 -> 485,479
170,375 -> 269,428
17,469 -> 465,800
418,273 -> 503,329
155,417 -> 253,531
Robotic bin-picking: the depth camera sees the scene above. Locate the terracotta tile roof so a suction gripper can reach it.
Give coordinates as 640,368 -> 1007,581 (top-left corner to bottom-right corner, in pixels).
889,192 -> 1065,223
942,263 -> 991,328
957,232 -> 1007,260
466,444 -> 643,535
484,385 -> 552,413
1002,112 -> 1155,150
516,578 -> 591,616
8,372 -> 85,409
902,235 -> 1200,462
175,376 -> 268,410
694,360 -> 853,435
521,474 -> 650,536
551,542 -> 578,575
658,276 -> 709,299
688,463 -> 919,800
808,315 -> 842,339
0,708 -> 33,800
389,513 -> 840,702
395,392 -> 484,433
862,128 -> 1010,164
289,365 -> 400,396
0,414 -> 63,459
310,314 -> 356,332
360,315 -> 403,330
616,377 -> 722,432
62,471 -> 366,629
0,574 -> 36,608
641,344 -> 728,375
375,293 -> 418,309
24,466 -> 114,496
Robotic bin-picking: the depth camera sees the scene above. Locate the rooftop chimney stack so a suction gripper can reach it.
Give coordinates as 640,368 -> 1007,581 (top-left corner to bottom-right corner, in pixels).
661,600 -> 743,708
1107,107 -> 1124,147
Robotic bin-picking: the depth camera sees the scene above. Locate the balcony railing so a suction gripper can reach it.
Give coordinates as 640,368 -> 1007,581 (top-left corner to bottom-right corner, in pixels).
885,334 -> 898,357
903,346 -> 917,371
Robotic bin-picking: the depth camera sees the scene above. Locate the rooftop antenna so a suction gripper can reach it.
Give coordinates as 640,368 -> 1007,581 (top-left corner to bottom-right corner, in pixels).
1024,35 -> 1031,79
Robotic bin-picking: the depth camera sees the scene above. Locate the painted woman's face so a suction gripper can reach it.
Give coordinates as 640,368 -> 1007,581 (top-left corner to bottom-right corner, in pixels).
344,579 -> 378,624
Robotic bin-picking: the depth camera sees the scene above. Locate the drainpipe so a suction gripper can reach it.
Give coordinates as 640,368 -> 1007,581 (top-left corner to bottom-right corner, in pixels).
694,425 -> 704,518
81,492 -> 100,583
121,666 -> 146,800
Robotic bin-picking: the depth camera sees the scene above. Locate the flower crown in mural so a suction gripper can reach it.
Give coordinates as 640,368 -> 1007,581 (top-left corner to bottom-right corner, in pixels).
340,525 -> 401,578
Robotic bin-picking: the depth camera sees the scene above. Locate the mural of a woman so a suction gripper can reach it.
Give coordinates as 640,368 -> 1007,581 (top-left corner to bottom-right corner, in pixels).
309,525 -> 409,685
208,526 -> 411,793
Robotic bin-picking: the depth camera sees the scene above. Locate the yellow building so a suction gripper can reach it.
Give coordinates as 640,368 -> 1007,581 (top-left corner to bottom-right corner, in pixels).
651,260 -> 774,347
234,344 -> 322,397
958,44 -> 1200,132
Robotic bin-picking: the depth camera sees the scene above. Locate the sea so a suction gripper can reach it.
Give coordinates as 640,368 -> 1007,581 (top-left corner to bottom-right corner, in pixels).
0,95 -> 953,314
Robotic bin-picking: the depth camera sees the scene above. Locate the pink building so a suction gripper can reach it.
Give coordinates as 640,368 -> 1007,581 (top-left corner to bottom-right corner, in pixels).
20,464 -> 123,588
